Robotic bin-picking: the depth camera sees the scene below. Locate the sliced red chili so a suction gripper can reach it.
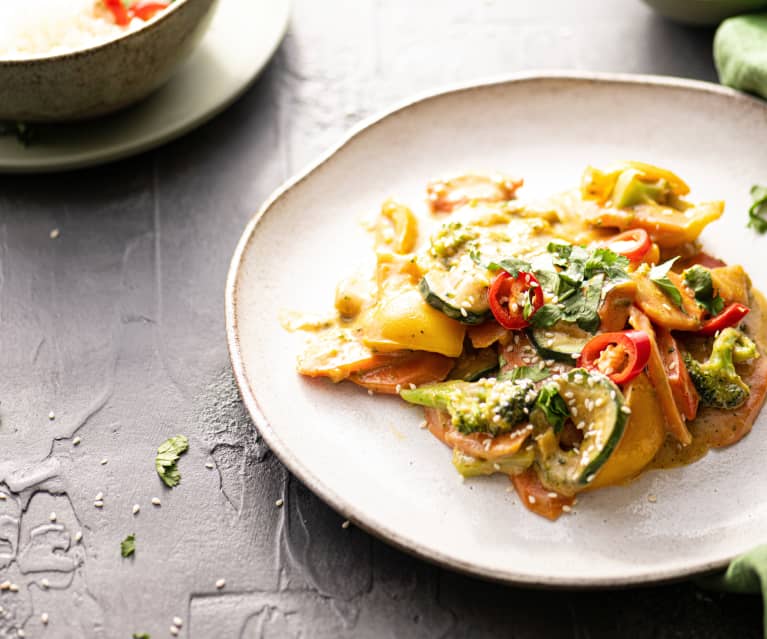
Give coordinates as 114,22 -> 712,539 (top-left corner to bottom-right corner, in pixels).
602,228 -> 651,262
488,271 -> 543,330
105,0 -> 130,25
130,0 -> 170,20
698,302 -> 750,336
578,330 -> 651,385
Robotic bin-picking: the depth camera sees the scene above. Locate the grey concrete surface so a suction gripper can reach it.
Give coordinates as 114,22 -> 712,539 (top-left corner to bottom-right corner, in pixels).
0,1 -> 761,637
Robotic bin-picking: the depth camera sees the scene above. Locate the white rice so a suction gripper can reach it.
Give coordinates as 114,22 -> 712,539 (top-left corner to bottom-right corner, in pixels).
0,0 -> 162,61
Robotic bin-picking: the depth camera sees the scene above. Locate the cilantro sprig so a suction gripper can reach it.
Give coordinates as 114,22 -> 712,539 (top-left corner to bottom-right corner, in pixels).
649,257 -> 684,310
121,533 -> 136,558
683,265 -> 724,316
155,435 -> 189,488
535,384 -> 570,434
748,185 -> 767,234
502,365 -> 552,383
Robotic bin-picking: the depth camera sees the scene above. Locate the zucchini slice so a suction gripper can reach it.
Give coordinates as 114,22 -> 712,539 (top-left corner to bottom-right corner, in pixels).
533,368 -> 627,495
528,323 -> 591,362
419,271 -> 489,325
449,347 -> 499,382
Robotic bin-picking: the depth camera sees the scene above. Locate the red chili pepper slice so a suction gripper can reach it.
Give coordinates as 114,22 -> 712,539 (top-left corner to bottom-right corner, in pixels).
698,302 -> 750,336
488,271 -> 543,330
130,0 -> 170,21
578,330 -> 651,385
104,0 -> 130,25
602,228 -> 651,262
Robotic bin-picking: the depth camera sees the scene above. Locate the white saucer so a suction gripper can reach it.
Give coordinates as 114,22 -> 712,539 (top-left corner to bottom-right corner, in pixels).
0,0 -> 290,173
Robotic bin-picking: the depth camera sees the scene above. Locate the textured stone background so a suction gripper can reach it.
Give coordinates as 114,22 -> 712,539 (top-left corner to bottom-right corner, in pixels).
0,1 -> 762,637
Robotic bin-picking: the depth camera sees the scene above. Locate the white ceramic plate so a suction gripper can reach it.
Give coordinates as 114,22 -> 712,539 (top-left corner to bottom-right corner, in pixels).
0,0 -> 290,173
226,72 -> 767,587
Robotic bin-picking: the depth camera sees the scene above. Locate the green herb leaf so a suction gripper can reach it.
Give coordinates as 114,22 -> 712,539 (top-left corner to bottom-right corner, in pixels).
683,265 -> 725,316
748,185 -> 767,234
503,366 -> 552,383
532,269 -> 560,295
155,435 -> 189,488
488,257 -> 531,277
535,384 -> 570,434
583,248 -> 630,281
528,303 -> 562,328
133,634 -> 150,639
559,274 -> 604,333
121,533 -> 135,558
546,241 -> 573,267
649,257 -> 684,310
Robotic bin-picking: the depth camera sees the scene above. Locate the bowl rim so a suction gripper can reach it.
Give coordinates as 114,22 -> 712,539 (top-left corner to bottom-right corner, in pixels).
0,0 -> 201,66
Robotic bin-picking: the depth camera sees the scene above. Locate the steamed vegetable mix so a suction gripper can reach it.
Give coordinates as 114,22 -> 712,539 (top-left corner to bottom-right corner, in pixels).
288,162 -> 766,519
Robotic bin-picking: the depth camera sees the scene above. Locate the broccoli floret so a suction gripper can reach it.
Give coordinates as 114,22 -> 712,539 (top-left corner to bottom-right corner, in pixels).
400,378 -> 537,436
684,328 -> 759,409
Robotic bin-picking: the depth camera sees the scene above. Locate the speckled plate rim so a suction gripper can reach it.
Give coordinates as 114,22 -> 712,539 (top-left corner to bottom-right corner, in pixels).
225,71 -> 767,589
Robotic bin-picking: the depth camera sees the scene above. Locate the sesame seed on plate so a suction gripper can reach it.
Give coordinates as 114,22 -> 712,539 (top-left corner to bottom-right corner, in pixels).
94,501 -> 104,508
49,512 -> 56,522
41,612 -> 49,625
215,579 -> 226,589
94,492 -> 103,501
49,228 -> 60,239
132,504 -> 140,515
341,520 -> 350,529
173,617 -> 183,628
275,499 -> 284,508
151,497 -> 161,506
100,458 -> 108,465
73,437 -> 81,446
75,531 -> 83,542
205,462 -> 215,469
48,411 -> 55,420
170,627 -> 179,636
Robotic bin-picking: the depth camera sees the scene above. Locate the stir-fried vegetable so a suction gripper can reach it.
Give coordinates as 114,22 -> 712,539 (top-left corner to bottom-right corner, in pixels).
685,328 -> 759,409
289,161 -> 766,520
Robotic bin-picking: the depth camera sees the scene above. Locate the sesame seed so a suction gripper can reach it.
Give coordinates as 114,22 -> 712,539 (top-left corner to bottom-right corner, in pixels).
151,497 -> 161,506
170,627 -> 179,637
173,617 -> 183,627
408,383 -> 416,390
418,420 -> 427,429
647,494 -> 657,503
570,353 -> 580,360
48,411 -> 55,420
41,612 -> 49,625
0,581 -> 9,590
94,501 -> 104,508
215,579 -> 226,589
341,520 -> 350,529
9,583 -> 18,592
132,504 -> 140,515
17,629 -> 24,637
367,389 -> 374,396
49,512 -> 56,522
94,492 -> 103,501
547,492 -> 558,498
562,505 -> 572,513
41,579 -> 49,589
73,437 -> 81,446
49,228 -> 60,239
493,463 -> 501,471
621,405 -> 632,414
205,462 -> 215,469
0,493 -> 6,500
460,307 -> 468,317
275,499 -> 284,508
528,495 -> 537,504
75,531 -> 83,542
100,458 -> 108,465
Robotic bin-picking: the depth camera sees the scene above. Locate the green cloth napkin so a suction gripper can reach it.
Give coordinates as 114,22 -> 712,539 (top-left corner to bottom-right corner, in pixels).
715,13 -> 767,98
697,545 -> 767,638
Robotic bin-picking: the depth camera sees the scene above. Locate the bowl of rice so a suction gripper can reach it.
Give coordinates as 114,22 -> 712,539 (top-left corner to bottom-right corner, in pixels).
0,0 -> 218,122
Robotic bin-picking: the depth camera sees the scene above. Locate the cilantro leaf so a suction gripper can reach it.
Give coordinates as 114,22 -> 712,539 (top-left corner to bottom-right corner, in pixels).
683,265 -> 725,316
502,366 -> 552,383
155,435 -> 189,488
121,533 -> 135,558
583,248 -> 630,281
133,634 -> 150,639
748,185 -> 767,234
488,257 -> 531,277
528,303 -> 562,328
560,274 -> 604,333
535,384 -> 570,434
649,257 -> 684,310
532,269 -> 560,295
546,240 -> 573,267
